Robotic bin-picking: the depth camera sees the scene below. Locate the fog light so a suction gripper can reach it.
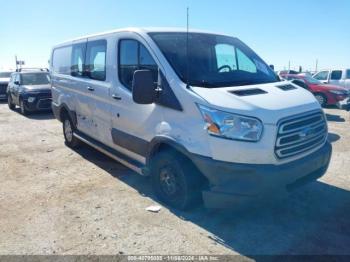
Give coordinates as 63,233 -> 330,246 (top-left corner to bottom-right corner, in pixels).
28,97 -> 36,103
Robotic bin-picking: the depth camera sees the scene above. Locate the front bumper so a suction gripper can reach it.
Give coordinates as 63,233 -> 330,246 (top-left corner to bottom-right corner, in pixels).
22,92 -> 52,112
191,142 -> 332,208
336,97 -> 350,111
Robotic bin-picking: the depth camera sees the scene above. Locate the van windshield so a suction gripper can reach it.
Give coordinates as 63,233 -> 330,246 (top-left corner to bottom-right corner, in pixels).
149,32 -> 279,88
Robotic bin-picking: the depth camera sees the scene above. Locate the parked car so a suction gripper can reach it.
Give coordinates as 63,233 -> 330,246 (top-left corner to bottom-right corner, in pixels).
282,74 -> 349,107
0,71 -> 13,100
313,69 -> 350,89
7,70 -> 52,115
50,28 -> 331,210
276,70 -> 299,77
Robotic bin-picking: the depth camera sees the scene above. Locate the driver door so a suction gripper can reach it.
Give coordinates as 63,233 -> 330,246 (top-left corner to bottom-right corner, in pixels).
109,34 -> 163,162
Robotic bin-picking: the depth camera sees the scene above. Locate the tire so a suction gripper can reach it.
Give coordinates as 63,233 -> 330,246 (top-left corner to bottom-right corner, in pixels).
151,150 -> 203,210
7,95 -> 15,110
315,93 -> 327,107
19,99 -> 29,115
62,113 -> 81,148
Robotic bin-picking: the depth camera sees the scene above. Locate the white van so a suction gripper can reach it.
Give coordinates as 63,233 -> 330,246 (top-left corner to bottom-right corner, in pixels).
50,28 -> 332,209
313,69 -> 350,89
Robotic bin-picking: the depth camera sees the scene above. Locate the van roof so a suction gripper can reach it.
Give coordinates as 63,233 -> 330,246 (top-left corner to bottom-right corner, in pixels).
54,27 -> 231,48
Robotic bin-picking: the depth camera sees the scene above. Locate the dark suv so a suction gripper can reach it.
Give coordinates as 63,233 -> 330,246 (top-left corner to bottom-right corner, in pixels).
0,71 -> 13,100
7,70 -> 52,115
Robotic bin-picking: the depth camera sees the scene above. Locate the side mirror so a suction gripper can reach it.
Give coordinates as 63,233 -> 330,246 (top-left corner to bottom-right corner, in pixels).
132,70 -> 156,104
14,81 -> 20,85
269,64 -> 275,71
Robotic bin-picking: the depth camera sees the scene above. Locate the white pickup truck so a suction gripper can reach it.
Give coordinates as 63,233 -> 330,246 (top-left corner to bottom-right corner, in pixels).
313,69 -> 350,89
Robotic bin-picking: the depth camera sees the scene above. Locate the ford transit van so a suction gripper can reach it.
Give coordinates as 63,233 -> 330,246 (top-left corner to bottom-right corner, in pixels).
50,28 -> 332,210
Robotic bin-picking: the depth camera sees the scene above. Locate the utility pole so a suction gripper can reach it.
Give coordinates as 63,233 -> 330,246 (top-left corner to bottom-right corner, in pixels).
15,55 -> 18,71
315,59 -> 318,73
288,60 -> 291,71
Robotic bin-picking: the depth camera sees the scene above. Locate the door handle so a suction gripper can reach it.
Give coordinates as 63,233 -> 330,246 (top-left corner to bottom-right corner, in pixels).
112,94 -> 122,100
87,86 -> 95,91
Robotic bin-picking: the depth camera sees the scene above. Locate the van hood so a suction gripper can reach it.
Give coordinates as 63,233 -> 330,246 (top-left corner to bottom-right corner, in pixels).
191,82 -> 321,124
0,77 -> 10,84
22,84 -> 51,92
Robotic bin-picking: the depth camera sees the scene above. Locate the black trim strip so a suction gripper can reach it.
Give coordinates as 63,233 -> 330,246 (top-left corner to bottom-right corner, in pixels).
111,128 -> 149,157
75,130 -> 144,169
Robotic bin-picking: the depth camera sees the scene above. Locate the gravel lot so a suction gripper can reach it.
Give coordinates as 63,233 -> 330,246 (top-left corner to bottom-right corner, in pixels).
0,102 -> 349,257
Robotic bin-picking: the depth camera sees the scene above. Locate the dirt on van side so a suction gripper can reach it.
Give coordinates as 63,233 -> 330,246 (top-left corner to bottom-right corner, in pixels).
0,102 -> 350,256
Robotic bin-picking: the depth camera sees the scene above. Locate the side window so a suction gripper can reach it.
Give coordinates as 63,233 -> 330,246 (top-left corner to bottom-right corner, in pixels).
119,39 -> 158,90
236,49 -> 257,73
331,70 -> 342,80
214,44 -> 257,73
52,46 -> 72,75
314,71 -> 328,81
139,45 -> 158,83
71,43 -> 86,77
215,44 -> 237,71
119,40 -> 138,89
86,40 -> 107,81
346,70 -> 350,79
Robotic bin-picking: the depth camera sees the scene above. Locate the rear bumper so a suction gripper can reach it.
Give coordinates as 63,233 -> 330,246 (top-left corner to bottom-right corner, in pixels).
190,142 -> 332,208
0,93 -> 7,100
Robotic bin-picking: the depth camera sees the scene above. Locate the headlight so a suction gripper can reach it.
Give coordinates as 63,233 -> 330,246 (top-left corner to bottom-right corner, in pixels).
27,97 -> 36,103
329,90 -> 346,95
197,104 -> 263,142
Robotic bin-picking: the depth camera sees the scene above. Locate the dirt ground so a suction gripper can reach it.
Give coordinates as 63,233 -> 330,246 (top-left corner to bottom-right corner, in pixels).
0,102 -> 349,257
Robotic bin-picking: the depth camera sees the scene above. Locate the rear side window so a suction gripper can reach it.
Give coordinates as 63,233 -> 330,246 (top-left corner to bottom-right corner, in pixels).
52,46 -> 72,75
331,70 -> 342,80
346,70 -> 350,79
313,71 -> 328,81
119,39 -> 158,90
71,43 -> 86,77
86,40 -> 107,81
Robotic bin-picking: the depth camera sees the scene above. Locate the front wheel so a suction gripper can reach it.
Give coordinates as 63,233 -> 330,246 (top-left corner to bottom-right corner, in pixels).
7,95 -> 15,110
315,93 -> 327,107
62,114 -> 81,148
151,150 -> 203,210
19,99 -> 29,115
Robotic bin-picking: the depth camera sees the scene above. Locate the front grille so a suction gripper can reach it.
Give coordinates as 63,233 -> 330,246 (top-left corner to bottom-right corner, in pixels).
0,84 -> 7,94
275,111 -> 327,159
37,98 -> 52,109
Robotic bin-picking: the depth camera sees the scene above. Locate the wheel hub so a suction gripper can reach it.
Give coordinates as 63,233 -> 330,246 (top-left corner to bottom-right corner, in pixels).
64,120 -> 73,142
159,167 -> 177,195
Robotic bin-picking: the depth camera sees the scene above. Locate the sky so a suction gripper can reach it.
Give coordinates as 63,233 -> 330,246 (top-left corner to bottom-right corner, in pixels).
0,0 -> 349,71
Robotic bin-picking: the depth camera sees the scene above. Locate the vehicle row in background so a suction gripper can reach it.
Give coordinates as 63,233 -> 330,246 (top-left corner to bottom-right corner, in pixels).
0,71 -> 13,100
313,69 -> 350,89
281,73 -> 349,107
7,69 -> 52,115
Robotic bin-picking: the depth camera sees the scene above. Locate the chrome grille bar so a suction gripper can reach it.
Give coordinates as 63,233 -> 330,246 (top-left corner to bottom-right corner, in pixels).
275,111 -> 327,159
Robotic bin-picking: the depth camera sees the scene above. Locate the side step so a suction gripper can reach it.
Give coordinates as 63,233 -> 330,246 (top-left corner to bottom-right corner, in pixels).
73,131 -> 145,175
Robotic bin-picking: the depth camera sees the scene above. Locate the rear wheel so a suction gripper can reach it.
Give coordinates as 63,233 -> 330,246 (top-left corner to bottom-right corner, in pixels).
7,95 -> 15,110
315,93 -> 327,107
62,113 -> 81,148
19,99 -> 29,115
151,150 -> 203,210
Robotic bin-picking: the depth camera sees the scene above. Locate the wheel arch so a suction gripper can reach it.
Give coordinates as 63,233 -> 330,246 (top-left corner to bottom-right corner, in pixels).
146,136 -> 209,185
58,103 -> 77,127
